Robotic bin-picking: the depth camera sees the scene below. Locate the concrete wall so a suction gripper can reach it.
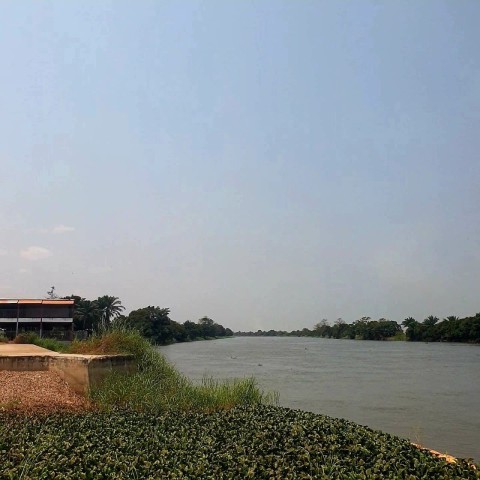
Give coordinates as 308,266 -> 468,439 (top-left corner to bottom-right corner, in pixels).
0,355 -> 50,372
51,355 -> 136,394
0,352 -> 136,395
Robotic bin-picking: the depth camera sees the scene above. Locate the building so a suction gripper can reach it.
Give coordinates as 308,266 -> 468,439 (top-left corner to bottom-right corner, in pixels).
0,299 -> 74,340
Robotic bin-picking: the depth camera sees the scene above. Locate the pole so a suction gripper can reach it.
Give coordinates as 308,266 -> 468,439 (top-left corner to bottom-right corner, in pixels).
15,301 -> 19,337
40,302 -> 43,338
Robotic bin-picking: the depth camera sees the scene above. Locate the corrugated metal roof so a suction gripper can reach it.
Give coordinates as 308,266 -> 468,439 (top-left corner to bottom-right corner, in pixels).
0,299 -> 74,305
43,300 -> 74,305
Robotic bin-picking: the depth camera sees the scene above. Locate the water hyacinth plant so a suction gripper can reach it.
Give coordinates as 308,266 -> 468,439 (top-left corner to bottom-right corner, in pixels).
1,406 -> 478,479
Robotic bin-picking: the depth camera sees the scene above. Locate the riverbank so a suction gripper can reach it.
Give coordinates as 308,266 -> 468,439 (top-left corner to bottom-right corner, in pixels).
1,332 -> 479,478
1,405 -> 478,479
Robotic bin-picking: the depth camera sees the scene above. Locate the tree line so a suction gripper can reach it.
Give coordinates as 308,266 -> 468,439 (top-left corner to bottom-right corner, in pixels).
401,314 -> 480,343
236,313 -> 480,343
63,294 -> 233,344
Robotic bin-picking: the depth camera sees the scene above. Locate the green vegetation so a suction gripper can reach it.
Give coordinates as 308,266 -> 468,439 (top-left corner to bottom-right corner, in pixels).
69,328 -> 276,413
5,327 -> 479,478
64,294 -> 126,331
1,405 -> 478,479
64,293 -> 233,344
120,307 -> 233,344
402,314 -> 480,342
68,328 -> 150,357
12,332 -> 67,352
9,328 -> 272,413
237,312 -> 480,343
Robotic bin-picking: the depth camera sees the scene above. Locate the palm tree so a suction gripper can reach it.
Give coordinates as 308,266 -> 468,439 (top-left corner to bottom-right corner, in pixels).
423,315 -> 439,326
96,295 -> 125,329
75,299 -> 101,331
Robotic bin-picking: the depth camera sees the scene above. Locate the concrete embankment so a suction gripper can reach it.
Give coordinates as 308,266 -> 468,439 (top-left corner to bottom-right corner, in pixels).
0,344 -> 135,394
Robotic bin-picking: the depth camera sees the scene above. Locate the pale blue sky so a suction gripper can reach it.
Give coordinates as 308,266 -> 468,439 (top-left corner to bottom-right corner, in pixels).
1,1 -> 479,330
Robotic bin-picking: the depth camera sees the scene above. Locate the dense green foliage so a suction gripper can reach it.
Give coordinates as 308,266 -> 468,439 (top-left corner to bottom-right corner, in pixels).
402,314 -> 480,342
64,293 -> 233,344
237,312 -> 480,343
237,317 -> 403,341
1,405 -> 478,479
64,294 -> 125,331
120,307 -> 233,344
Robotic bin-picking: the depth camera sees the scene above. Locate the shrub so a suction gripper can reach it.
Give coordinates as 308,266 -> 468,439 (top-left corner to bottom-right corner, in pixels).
68,328 -> 150,359
12,332 -> 67,352
0,329 -> 8,343
12,332 -> 39,344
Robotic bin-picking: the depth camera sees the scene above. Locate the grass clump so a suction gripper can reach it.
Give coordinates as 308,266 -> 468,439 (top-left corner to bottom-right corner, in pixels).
12,332 -> 67,352
69,327 -> 276,413
68,328 -> 150,359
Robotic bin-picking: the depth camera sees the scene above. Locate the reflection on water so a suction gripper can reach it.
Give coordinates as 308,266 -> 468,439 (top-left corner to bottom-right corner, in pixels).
160,337 -> 480,460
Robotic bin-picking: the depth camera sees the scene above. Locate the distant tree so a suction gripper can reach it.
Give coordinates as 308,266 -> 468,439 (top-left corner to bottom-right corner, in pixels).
375,318 -> 401,340
198,317 -> 216,338
423,315 -> 439,326
402,317 -> 419,341
332,318 -> 349,339
313,319 -> 331,337
183,320 -> 201,340
402,317 -> 417,328
126,307 -> 173,344
352,317 -> 371,339
75,299 -> 101,331
96,295 -> 125,329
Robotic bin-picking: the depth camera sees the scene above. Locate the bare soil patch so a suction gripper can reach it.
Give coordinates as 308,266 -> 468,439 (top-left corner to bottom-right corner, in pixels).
0,371 -> 91,413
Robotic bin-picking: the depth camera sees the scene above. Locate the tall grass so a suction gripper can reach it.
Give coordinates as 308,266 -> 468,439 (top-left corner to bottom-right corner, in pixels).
12,332 -> 67,352
77,327 -> 278,412
68,328 -> 150,359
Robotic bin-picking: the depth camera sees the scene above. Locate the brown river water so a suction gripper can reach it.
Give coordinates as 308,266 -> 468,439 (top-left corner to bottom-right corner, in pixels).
160,336 -> 480,461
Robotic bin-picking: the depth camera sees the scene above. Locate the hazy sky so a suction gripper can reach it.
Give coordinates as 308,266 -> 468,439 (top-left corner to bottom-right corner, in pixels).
1,1 -> 479,330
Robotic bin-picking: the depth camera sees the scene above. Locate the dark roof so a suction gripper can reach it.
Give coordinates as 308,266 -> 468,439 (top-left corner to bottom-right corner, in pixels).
0,299 -> 74,305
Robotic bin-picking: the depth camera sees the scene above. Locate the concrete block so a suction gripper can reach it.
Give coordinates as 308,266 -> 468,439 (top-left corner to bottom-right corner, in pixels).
0,345 -> 136,395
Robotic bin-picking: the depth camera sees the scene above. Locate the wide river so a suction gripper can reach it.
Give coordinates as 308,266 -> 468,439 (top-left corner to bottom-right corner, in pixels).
160,336 -> 480,460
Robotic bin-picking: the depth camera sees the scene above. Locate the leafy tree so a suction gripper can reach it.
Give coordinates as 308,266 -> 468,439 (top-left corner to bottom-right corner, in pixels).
183,320 -> 201,340
126,306 -> 174,344
352,317 -> 371,339
198,317 -> 216,338
313,319 -> 331,338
